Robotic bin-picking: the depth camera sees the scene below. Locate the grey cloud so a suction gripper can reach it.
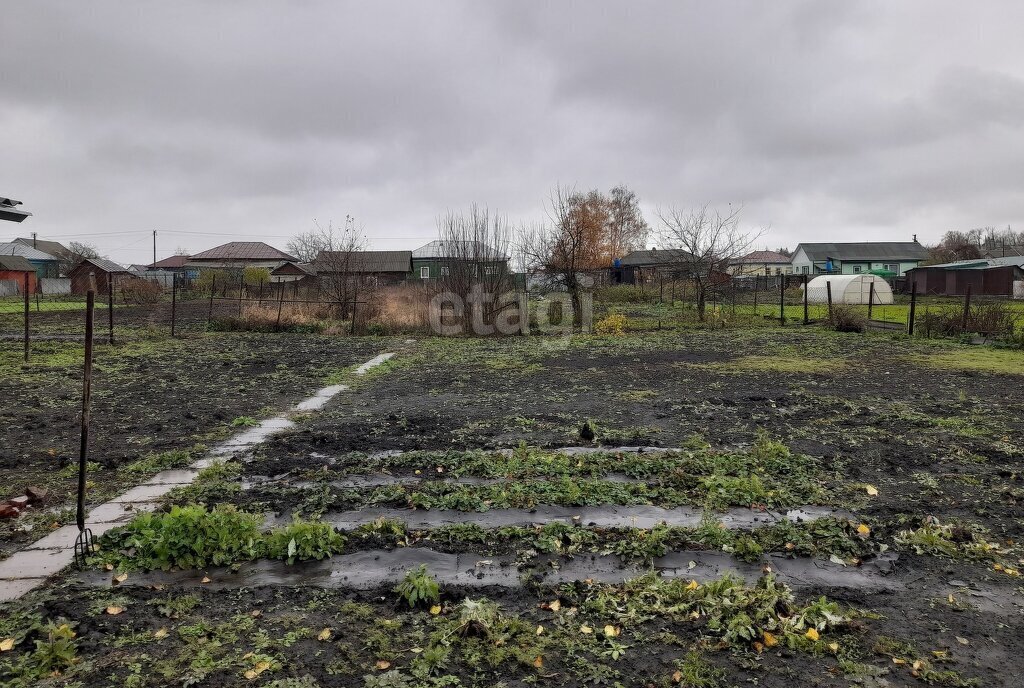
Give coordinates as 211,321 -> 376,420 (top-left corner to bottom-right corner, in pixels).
2,0 -> 1024,264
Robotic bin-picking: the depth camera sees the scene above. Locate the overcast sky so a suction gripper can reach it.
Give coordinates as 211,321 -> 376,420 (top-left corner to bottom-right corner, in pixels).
2,1 -> 1023,264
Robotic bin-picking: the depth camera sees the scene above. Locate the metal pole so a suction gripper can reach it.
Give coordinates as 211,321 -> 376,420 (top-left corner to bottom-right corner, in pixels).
276,280 -> 284,331
74,272 -> 97,565
208,274 -> 216,324
803,274 -> 809,325
171,272 -> 178,337
108,274 -> 115,345
23,272 -> 30,362
238,275 -> 244,316
868,281 -> 874,320
152,230 -> 157,265
826,280 -> 833,321
908,281 -> 917,337
960,284 -> 972,333
779,275 -> 785,326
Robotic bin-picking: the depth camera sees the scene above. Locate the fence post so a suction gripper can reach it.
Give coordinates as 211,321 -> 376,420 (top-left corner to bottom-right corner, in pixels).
802,274 -> 809,324
171,272 -> 178,338
826,280 -> 833,321
108,275 -> 115,345
207,274 -> 216,325
237,275 -> 244,316
752,278 -> 758,315
867,281 -> 874,320
258,279 -> 264,307
779,275 -> 785,326
908,281 -> 917,337
960,284 -> 972,333
276,281 -> 284,331
23,272 -> 30,362
76,274 -> 96,552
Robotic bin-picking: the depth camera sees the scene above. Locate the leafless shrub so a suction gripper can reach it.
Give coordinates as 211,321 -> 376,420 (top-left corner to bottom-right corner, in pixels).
918,300 -> 1017,338
361,284 -> 434,334
120,278 -> 163,304
829,305 -> 867,333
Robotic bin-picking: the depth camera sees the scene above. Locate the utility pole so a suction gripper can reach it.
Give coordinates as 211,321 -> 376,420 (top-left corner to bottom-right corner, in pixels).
153,230 -> 157,265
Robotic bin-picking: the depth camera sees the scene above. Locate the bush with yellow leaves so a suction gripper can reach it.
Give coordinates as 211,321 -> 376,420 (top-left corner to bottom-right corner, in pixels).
593,313 -> 628,335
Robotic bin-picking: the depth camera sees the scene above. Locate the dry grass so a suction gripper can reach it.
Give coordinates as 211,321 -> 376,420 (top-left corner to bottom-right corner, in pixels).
212,302 -> 338,332
363,284 -> 434,333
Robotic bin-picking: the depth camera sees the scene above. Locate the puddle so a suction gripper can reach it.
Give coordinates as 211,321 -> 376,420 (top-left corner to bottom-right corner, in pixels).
244,473 -> 642,490
293,385 -> 349,411
498,446 -> 681,456
272,505 -> 842,531
71,547 -> 899,592
210,416 -> 297,456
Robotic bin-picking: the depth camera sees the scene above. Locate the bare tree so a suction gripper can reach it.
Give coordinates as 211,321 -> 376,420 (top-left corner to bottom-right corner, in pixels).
304,217 -> 367,314
656,204 -> 764,321
60,241 -> 102,276
435,205 -> 518,335
519,185 -> 596,327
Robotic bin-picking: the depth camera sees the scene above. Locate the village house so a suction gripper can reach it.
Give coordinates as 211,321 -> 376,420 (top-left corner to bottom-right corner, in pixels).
185,241 -> 298,272
0,242 -> 61,279
789,241 -> 928,277
313,250 -> 413,285
411,240 -> 508,280
728,250 -> 793,277
0,255 -> 37,295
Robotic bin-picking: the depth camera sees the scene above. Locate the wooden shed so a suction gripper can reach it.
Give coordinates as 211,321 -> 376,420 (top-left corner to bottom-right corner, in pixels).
68,257 -> 132,295
0,254 -> 37,294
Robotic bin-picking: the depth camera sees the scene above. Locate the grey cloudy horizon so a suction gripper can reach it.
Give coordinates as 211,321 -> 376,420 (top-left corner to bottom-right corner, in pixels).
2,1 -> 1023,264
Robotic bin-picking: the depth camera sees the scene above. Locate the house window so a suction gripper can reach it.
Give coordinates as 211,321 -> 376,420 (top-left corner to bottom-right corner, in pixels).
883,263 -> 898,273
853,265 -> 862,273
440,266 -> 449,277
420,266 -> 430,279
774,267 -> 781,275
484,265 -> 497,276
801,266 -> 809,274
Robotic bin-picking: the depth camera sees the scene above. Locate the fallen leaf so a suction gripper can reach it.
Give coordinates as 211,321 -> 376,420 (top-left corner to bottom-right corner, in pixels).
250,609 -> 262,618
805,628 -> 819,641
580,625 -> 593,634
672,670 -> 683,683
893,658 -> 907,665
753,641 -> 764,653
201,576 -> 211,584
375,660 -> 391,670
533,655 -> 543,668
317,628 -> 332,641
545,600 -> 561,612
105,606 -> 124,615
244,660 -> 271,680
956,636 -> 970,646
0,638 -> 14,652
685,580 -> 699,591
762,631 -> 778,647
429,605 -> 442,616
828,642 -> 839,652
535,625 -> 545,635
912,660 -> 923,671
864,484 -> 879,496
857,523 -> 871,537
153,628 -> 168,639
603,625 -> 619,637
113,572 -> 128,584
104,563 -> 114,571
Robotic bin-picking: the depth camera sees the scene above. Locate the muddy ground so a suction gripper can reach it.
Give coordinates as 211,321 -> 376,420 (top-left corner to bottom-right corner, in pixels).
1,326 -> 1022,687
0,333 -> 384,557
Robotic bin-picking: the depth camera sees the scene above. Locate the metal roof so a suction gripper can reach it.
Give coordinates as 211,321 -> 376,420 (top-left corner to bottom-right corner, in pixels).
189,241 -> 297,262
0,254 -> 35,271
411,240 -> 505,260
0,197 -> 32,222
314,250 -> 413,273
795,242 -> 928,261
732,250 -> 791,265
74,257 -> 130,273
149,254 -> 190,269
916,255 -> 1024,270
619,248 -> 693,266
13,238 -> 71,258
0,242 -> 58,261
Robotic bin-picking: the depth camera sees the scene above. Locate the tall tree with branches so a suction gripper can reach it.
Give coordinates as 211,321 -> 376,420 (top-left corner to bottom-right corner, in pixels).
302,216 -> 367,314
656,204 -> 764,321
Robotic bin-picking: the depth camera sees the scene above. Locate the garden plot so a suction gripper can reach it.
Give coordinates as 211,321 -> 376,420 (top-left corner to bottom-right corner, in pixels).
2,329 -> 1023,687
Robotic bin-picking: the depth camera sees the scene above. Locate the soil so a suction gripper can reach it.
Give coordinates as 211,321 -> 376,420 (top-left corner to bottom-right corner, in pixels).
0,333 -> 384,557
2,327 -> 1022,687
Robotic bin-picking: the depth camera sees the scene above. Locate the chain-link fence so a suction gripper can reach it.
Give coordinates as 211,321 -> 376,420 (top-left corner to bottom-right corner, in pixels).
0,270 -> 376,355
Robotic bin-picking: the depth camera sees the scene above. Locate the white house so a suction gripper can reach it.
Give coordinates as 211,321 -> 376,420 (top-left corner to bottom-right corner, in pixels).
789,242 -> 928,277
